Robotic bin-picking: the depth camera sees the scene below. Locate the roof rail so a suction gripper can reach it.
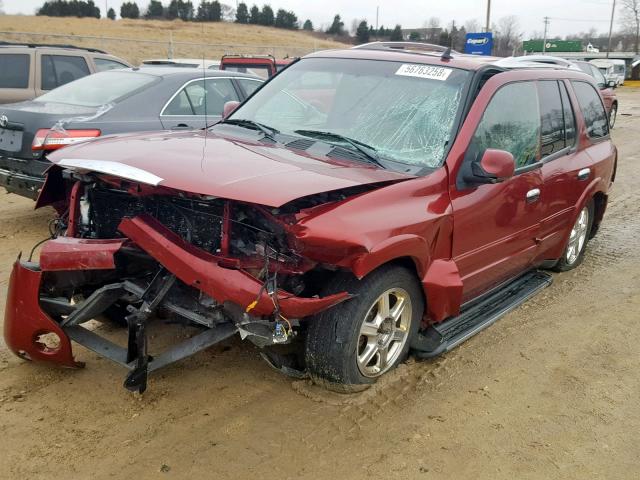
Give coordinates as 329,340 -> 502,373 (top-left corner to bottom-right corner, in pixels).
493,55 -> 580,71
352,41 -> 460,55
0,41 -> 107,54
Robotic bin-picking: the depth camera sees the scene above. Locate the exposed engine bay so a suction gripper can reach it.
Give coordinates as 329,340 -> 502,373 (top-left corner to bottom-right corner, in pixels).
18,168 -> 371,392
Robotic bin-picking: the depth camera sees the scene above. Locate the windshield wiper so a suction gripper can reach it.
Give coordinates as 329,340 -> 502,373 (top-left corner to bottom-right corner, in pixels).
294,129 -> 385,168
221,118 -> 279,141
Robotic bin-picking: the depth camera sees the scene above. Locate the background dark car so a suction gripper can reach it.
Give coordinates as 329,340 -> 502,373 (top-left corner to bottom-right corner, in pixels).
0,67 -> 263,198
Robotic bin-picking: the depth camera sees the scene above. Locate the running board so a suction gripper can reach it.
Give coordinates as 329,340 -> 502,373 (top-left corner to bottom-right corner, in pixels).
411,270 -> 552,358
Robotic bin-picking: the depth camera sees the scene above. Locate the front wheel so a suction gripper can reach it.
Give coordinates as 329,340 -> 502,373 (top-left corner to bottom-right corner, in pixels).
304,265 -> 423,392
553,200 -> 594,272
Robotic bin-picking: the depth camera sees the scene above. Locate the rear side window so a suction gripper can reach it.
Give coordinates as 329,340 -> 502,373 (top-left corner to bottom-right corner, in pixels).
471,81 -> 540,169
0,54 -> 30,88
163,78 -> 240,116
236,78 -> 262,96
41,55 -> 90,90
538,81 -> 566,158
571,81 -> 608,139
94,58 -> 128,72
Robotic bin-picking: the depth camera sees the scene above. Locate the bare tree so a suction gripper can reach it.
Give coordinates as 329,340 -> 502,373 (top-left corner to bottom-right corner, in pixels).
493,16 -> 522,56
621,0 -> 640,53
464,19 -> 482,33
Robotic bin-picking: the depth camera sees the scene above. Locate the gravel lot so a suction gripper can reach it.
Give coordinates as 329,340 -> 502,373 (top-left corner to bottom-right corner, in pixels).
0,88 -> 638,480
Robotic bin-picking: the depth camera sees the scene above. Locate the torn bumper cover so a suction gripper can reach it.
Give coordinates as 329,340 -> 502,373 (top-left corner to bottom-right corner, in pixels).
3,214 -> 349,384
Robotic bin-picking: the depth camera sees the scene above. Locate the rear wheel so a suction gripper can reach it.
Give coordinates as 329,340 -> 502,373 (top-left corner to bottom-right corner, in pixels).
304,265 -> 423,392
609,103 -> 617,129
554,200 -> 594,272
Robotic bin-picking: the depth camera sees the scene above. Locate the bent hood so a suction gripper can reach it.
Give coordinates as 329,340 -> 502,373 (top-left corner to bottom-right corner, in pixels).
47,129 -> 413,207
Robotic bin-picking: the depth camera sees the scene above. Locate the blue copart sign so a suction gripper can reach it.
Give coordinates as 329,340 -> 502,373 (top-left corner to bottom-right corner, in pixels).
464,32 -> 493,56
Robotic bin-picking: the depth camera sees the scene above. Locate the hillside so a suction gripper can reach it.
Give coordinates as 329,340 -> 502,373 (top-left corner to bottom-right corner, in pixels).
0,15 -> 349,64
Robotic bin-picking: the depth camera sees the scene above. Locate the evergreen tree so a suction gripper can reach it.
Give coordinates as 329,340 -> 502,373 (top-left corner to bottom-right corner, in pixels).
196,0 -> 221,21
302,19 -> 313,31
37,0 -> 101,18
356,20 -> 369,44
390,24 -> 403,41
235,2 -> 248,23
145,0 -> 163,17
107,6 -> 115,19
120,1 -> 140,19
274,8 -> 297,29
259,4 -> 274,25
326,14 -> 344,35
249,4 -> 259,23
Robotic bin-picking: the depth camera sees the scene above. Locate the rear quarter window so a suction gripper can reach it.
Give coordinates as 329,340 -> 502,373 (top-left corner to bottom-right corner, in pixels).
0,54 -> 30,88
571,81 -> 609,139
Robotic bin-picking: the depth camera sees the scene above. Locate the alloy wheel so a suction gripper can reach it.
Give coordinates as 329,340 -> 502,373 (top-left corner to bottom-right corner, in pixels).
566,206 -> 590,265
356,288 -> 412,378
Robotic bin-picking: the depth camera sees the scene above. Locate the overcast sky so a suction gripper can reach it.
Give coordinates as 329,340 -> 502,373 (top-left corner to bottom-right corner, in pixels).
2,0 -> 619,37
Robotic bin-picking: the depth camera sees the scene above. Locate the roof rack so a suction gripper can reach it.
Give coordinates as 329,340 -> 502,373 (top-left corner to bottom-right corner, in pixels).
493,55 -> 580,71
352,41 -> 460,56
0,41 -> 107,54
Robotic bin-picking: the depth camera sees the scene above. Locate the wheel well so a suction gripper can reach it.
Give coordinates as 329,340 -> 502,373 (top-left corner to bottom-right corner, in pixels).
590,192 -> 607,239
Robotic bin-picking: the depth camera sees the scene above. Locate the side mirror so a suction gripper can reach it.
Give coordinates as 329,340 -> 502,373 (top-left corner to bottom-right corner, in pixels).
606,80 -> 617,89
464,149 -> 515,185
222,100 -> 240,119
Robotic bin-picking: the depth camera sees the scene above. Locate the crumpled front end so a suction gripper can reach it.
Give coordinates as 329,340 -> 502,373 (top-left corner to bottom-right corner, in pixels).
4,169 -> 355,392
4,260 -> 82,368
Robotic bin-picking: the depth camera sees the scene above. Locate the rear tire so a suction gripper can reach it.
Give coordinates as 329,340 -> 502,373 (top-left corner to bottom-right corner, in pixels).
609,103 -> 617,129
304,265 -> 423,392
553,200 -> 594,272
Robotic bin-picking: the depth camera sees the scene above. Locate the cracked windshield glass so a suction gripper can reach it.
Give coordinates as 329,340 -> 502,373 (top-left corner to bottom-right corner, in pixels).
225,57 -> 470,171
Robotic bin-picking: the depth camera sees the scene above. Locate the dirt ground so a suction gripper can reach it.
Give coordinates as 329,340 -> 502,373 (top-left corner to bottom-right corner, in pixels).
1,88 -> 639,480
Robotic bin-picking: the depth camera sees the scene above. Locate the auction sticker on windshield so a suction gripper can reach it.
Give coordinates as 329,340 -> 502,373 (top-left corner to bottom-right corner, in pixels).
395,64 -> 452,81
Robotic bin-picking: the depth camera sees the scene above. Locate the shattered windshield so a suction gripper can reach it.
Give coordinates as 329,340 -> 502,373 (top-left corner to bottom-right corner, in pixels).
225,57 -> 470,171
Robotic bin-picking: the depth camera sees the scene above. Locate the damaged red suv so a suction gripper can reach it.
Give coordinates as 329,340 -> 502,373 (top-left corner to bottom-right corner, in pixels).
4,43 -> 616,393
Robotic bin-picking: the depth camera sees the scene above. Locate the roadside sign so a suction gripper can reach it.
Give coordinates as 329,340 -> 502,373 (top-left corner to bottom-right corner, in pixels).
465,32 -> 493,56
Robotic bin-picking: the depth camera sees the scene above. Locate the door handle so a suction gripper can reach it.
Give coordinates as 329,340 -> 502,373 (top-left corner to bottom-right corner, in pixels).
526,188 -> 541,203
577,168 -> 591,181
171,123 -> 192,130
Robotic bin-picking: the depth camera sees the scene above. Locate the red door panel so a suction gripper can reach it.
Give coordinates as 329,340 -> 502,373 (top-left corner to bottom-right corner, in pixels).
452,170 -> 543,301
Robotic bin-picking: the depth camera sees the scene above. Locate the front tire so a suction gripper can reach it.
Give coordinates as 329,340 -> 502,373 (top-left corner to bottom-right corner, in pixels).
304,265 -> 423,392
553,200 -> 594,272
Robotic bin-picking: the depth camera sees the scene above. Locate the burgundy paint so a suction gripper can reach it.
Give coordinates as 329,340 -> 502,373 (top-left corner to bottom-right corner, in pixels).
40,237 -> 126,271
118,214 -> 350,318
46,130 -> 413,208
479,149 -> 515,180
65,181 -> 82,237
3,261 -> 82,368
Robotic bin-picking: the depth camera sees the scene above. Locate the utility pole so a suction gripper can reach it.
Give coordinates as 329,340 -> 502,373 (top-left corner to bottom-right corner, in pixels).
376,5 -> 379,31
542,16 -> 550,53
606,0 -> 616,58
485,0 -> 491,32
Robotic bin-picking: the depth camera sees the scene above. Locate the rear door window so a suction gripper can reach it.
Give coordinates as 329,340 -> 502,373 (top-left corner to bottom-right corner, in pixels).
571,81 -> 609,139
471,81 -> 540,170
0,54 -> 30,88
236,78 -> 262,96
41,55 -> 90,90
163,78 -> 240,117
538,81 -> 566,158
559,82 -> 576,147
